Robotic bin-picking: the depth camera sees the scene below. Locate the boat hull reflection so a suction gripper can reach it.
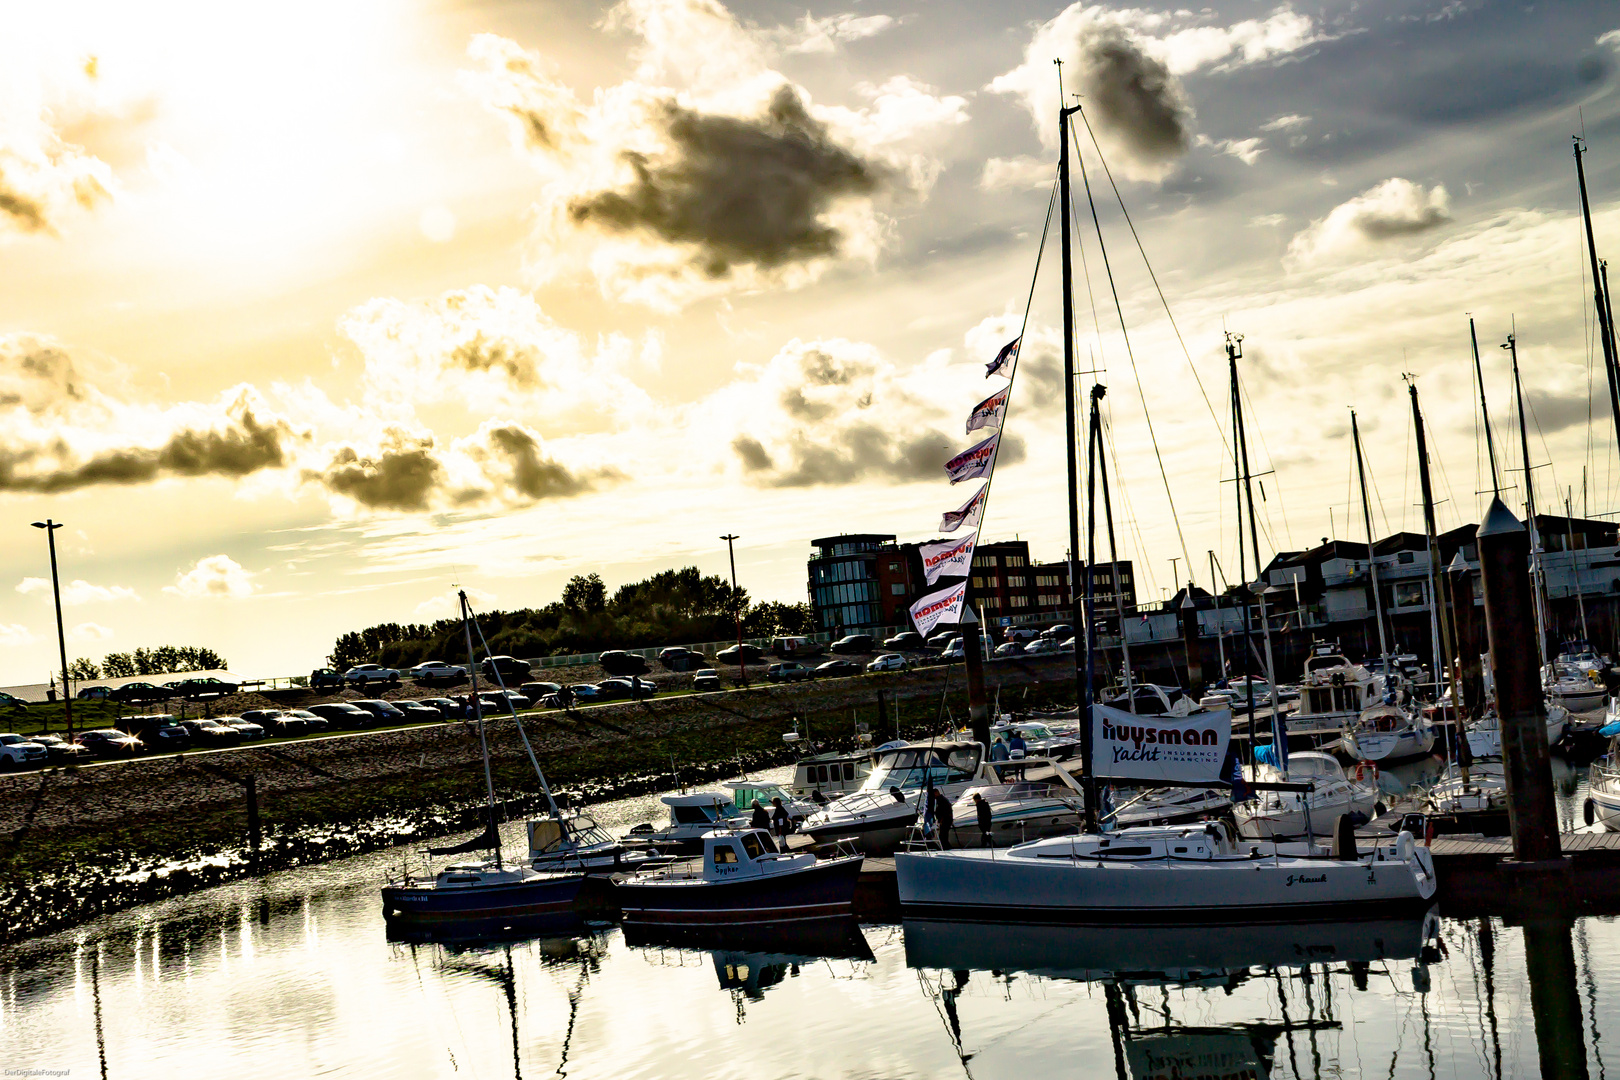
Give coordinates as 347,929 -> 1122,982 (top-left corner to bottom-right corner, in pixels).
902,909 -> 1437,980
622,915 -> 873,959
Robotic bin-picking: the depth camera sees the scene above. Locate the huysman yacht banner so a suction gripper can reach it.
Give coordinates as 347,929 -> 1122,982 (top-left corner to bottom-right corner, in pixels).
1125,1032 -> 1270,1080
966,386 -> 1009,433
944,432 -> 999,483
1092,703 -> 1231,783
940,485 -> 986,532
919,533 -> 975,585
909,581 -> 967,636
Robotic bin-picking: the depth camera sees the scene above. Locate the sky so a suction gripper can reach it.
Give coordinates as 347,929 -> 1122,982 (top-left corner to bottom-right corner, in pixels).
1,0 -> 1619,682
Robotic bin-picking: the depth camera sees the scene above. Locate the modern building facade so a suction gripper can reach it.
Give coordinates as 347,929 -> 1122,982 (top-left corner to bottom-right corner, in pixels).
808,534 -> 905,633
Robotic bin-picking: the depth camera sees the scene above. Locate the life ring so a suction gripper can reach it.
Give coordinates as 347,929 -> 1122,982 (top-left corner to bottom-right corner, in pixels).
1586,799 -> 1597,827
1352,762 -> 1379,783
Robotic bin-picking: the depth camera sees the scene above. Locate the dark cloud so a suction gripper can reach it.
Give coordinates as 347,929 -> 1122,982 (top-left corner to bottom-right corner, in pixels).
741,426 -> 1027,488
315,436 -> 443,512
733,434 -> 773,472
1079,28 -> 1192,173
1525,387 -> 1603,437
567,84 -> 886,278
448,332 -> 541,387
482,422 -> 606,499
0,336 -> 85,410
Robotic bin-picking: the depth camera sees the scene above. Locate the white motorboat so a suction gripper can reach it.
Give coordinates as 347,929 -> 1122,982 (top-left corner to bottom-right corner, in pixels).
801,741 -> 990,854
722,777 -> 818,822
1288,645 -> 1387,735
789,749 -> 875,800
1586,721 -> 1620,831
527,813 -> 662,873
1341,703 -> 1435,764
1234,750 -> 1379,840
1557,643 -> 1608,677
625,792 -> 739,855
895,820 -> 1436,925
1426,762 -> 1508,815
1464,705 -> 1569,758
1544,662 -> 1605,712
945,757 -> 1086,847
988,719 -> 1080,760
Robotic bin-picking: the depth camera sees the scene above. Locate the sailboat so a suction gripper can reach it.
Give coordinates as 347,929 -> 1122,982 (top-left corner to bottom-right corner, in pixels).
894,99 -> 1436,925
381,590 -> 586,928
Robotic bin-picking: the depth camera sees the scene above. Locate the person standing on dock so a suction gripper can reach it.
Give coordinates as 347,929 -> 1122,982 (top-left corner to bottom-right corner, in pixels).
990,736 -> 1009,762
750,799 -> 770,831
973,792 -> 993,848
931,786 -> 955,849
770,797 -> 791,840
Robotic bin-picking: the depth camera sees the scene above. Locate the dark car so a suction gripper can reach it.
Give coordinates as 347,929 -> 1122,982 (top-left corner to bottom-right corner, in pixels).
600,676 -> 656,699
281,708 -> 329,733
815,659 -> 863,678
307,702 -> 372,729
830,634 -> 876,655
0,691 -> 27,711
124,714 -> 190,751
76,728 -> 144,757
882,632 -> 926,651
418,697 -> 464,720
657,647 -> 705,672
568,683 -> 606,702
215,716 -> 267,740
111,681 -> 169,705
993,641 -> 1026,658
76,685 -> 113,700
766,662 -> 814,683
30,734 -> 93,763
351,700 -> 406,725
925,630 -> 957,650
396,701 -> 443,723
1040,623 -> 1074,640
240,708 -> 296,734
308,668 -> 346,691
598,650 -> 651,676
715,643 -> 765,665
478,656 -> 531,684
179,718 -> 242,747
165,677 -> 239,701
519,682 -> 563,706
691,668 -> 722,692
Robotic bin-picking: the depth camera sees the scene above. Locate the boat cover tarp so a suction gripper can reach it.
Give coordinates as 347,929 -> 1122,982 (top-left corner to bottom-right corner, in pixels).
1600,720 -> 1620,738
1089,704 -> 1231,783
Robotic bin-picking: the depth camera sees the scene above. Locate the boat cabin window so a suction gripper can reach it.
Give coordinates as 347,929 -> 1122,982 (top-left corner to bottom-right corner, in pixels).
673,805 -> 721,825
740,833 -> 768,859
712,843 -> 740,865
844,762 -> 856,780
1288,756 -> 1343,780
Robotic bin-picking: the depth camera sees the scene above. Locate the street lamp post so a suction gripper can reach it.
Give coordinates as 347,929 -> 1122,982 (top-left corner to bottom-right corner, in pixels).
31,519 -> 72,736
721,534 -> 747,687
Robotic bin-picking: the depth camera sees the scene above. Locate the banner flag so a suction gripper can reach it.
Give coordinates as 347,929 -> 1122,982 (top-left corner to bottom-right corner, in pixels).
940,485 -> 986,532
919,533 -> 976,585
966,386 -> 1010,434
985,336 -> 1019,378
1090,703 -> 1231,783
909,581 -> 967,636
944,431 -> 999,484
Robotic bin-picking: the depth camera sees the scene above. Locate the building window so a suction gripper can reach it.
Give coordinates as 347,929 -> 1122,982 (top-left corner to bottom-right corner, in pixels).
1006,555 -> 1026,567
971,576 -> 986,589
973,555 -> 997,568
1010,595 -> 1029,608
1008,576 -> 1027,588
891,583 -> 906,595
1036,575 -> 1060,588
888,562 -> 900,571
1398,551 -> 1415,564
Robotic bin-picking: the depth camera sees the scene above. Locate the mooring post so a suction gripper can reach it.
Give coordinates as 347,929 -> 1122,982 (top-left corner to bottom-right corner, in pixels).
1448,553 -> 1483,716
1179,591 -> 1203,698
1476,498 -> 1563,866
962,609 -> 991,746
1522,916 -> 1591,1080
245,774 -> 262,866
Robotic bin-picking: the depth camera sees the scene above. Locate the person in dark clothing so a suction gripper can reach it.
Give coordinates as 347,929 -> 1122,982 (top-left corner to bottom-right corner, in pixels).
749,799 -> 770,831
771,797 -> 791,840
930,787 -> 954,849
890,786 -> 905,803
973,792 -> 993,848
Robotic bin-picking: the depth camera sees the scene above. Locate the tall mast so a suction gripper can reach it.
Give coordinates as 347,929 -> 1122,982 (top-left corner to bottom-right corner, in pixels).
1567,490 -> 1591,645
1470,318 -> 1502,498
1574,138 -> 1620,456
1059,99 -> 1096,832
1227,336 -> 1260,751
1229,337 -> 1278,690
1351,410 -> 1391,662
1094,389 -> 1136,712
461,589 -> 502,868
1505,331 -> 1550,665
1409,384 -> 1465,717
1209,550 -> 1227,681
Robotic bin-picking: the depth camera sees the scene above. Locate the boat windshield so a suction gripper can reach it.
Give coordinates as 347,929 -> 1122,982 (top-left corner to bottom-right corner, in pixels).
958,782 -> 1062,804
1286,755 -> 1345,781
858,747 -> 977,792
728,784 -> 789,810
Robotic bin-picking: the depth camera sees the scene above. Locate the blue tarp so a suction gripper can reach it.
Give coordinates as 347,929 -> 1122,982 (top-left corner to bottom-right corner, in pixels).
1600,721 -> 1620,738
1254,742 -> 1279,766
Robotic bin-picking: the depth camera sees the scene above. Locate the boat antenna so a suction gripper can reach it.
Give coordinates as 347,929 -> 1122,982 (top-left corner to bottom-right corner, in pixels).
1504,331 -> 1551,665
1574,137 -> 1620,458
1351,409 -> 1391,665
1408,381 -> 1467,726
460,589 -> 502,869
1469,317 -> 1502,498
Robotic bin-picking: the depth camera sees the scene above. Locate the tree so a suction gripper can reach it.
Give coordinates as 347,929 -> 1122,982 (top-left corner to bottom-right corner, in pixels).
102,652 -> 136,678
67,658 -> 101,681
562,573 -> 607,613
100,646 -> 227,676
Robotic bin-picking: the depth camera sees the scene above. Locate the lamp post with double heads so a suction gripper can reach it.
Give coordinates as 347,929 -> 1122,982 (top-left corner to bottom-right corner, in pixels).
31,519 -> 73,736
721,533 -> 747,687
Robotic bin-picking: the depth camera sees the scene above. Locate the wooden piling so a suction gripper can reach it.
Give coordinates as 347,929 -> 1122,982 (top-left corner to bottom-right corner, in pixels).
962,611 -> 990,746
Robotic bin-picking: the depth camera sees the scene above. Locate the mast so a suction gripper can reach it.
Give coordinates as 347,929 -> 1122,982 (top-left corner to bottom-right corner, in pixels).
1574,138 -> 1620,456
1351,410 -> 1391,663
1410,383 -> 1466,718
1095,393 -> 1136,712
1059,100 -> 1097,832
1084,385 -> 1103,828
1505,331 -> 1550,665
461,589 -> 502,868
1567,491 -> 1591,645
1209,550 -> 1227,681
1228,335 -> 1261,752
1470,317 -> 1502,498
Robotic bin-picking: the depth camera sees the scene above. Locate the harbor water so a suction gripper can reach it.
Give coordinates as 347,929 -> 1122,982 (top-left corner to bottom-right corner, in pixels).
2,765 -> 1617,1078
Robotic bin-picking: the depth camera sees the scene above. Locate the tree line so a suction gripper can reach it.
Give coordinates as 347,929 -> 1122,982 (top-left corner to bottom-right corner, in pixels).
70,646 -> 230,680
327,566 -> 815,670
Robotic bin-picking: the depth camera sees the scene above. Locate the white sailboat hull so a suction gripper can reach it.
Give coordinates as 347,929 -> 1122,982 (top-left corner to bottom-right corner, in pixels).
1342,726 -> 1435,764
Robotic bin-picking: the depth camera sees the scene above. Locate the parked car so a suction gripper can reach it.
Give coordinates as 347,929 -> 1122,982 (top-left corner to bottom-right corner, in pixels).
691,669 -> 722,692
993,641 -> 1026,658
0,691 -> 27,711
418,697 -> 464,720
766,662 -> 814,683
125,715 -> 191,751
598,650 -> 651,677
604,676 -> 658,699
308,668 -> 346,691
409,661 -> 467,682
75,685 -> 113,700
924,630 -> 957,650
771,636 -> 825,659
396,701 -> 443,723
215,716 -> 267,740
178,718 -> 242,747
568,683 -> 607,703
882,632 -> 926,651
866,653 -> 909,673
940,637 -> 965,660
239,708 -> 297,735
657,647 -> 705,672
815,659 -> 863,678
716,643 -> 765,665
111,681 -> 168,705
76,729 -> 144,758
165,677 -> 239,700
478,690 -> 531,712
478,656 -> 532,684
344,664 -> 400,688
1002,626 -> 1040,644
519,681 -> 562,706
29,734 -> 92,763
829,634 -> 875,655
307,702 -> 373,729
1060,637 -> 1077,652
1022,638 -> 1061,656
1040,623 -> 1074,640
0,733 -> 48,769
281,708 -> 329,732
351,699 -> 406,725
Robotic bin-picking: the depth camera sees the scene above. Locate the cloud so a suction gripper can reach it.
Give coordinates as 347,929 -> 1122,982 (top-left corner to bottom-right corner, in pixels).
1196,135 -> 1265,165
0,336 -> 87,411
68,621 -> 113,643
1151,9 -> 1324,74
415,586 -> 496,619
165,555 -> 256,599
1260,114 -> 1310,131
0,54 -> 116,238
980,155 -> 1052,191
1525,386 -> 1601,436
1596,29 -> 1619,49
1287,178 -> 1452,263
782,13 -> 896,55
465,6 -> 966,308
1250,213 -> 1287,228
0,624 -> 33,647
16,577 -> 139,604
